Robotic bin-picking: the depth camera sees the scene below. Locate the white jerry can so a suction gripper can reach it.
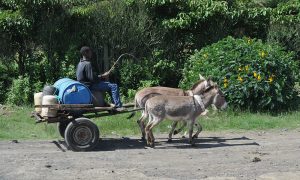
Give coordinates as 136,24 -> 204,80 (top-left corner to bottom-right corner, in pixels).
34,92 -> 43,114
41,95 -> 58,118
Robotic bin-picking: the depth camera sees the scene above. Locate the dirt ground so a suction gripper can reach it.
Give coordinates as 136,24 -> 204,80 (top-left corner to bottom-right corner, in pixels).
0,130 -> 300,180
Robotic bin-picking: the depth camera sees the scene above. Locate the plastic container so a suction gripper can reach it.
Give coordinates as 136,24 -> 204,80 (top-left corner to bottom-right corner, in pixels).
41,95 -> 58,117
34,92 -> 43,113
54,78 -> 92,104
91,90 -> 105,107
42,85 -> 57,96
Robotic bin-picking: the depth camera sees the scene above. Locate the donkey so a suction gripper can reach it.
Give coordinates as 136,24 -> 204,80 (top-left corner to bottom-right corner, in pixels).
144,84 -> 227,147
130,76 -> 213,141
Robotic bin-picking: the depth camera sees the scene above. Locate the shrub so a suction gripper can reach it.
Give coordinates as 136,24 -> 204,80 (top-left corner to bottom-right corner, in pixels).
151,50 -> 178,86
119,60 -> 154,91
6,76 -> 32,105
180,36 -> 299,111
268,0 -> 300,60
0,81 -> 5,103
119,56 -> 159,98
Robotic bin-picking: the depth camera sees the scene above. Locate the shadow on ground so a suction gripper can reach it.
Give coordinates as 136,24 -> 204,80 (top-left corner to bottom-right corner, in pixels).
53,136 -> 259,152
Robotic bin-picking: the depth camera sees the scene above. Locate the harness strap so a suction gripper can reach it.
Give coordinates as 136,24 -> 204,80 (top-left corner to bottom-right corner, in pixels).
193,95 -> 205,111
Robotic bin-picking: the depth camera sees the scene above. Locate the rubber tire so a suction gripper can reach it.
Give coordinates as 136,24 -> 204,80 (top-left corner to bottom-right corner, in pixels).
57,121 -> 70,138
64,118 -> 99,151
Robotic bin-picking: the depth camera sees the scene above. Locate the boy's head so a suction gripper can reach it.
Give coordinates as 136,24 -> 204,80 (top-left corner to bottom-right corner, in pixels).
80,46 -> 92,59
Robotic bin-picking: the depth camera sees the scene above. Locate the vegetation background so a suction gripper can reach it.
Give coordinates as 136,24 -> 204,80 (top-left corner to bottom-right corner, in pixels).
0,0 -> 300,139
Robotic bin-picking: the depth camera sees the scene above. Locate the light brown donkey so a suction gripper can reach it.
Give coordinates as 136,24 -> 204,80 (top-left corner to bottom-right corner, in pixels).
129,76 -> 213,141
144,84 -> 227,147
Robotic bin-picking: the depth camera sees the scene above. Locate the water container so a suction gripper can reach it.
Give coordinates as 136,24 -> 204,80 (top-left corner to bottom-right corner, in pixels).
54,78 -> 92,104
34,92 -> 43,113
41,95 -> 58,117
43,85 -> 57,96
91,90 -> 105,107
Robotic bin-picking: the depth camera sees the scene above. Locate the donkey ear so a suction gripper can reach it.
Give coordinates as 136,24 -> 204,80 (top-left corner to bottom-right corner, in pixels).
206,76 -> 215,87
199,74 -> 206,81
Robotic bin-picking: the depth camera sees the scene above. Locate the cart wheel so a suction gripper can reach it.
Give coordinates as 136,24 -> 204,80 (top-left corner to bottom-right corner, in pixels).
64,118 -> 99,151
57,121 -> 70,138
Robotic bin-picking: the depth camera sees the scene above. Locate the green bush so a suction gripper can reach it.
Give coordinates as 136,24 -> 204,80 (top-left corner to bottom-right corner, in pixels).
268,0 -> 300,60
181,36 -> 299,111
119,60 -> 154,90
151,50 -> 178,86
6,76 -> 32,105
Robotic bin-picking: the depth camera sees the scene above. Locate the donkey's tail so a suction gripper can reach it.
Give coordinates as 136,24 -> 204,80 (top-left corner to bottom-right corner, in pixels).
127,98 -> 138,119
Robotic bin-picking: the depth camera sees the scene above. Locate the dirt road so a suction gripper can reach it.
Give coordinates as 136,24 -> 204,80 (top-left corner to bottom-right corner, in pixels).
1,130 -> 300,180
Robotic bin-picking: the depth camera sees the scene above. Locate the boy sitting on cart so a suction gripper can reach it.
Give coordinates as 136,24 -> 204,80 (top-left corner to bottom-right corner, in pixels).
76,46 -> 124,111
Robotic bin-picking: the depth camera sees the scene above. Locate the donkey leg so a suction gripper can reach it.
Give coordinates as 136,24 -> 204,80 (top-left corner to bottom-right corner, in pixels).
145,122 -> 152,146
188,120 -> 196,146
192,122 -> 203,139
148,118 -> 162,148
174,121 -> 187,135
145,114 -> 153,146
168,121 -> 178,142
137,111 -> 147,141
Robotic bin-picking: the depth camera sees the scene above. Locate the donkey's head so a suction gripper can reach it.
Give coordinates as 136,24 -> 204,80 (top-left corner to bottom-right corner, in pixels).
190,74 -> 214,95
203,84 -> 227,110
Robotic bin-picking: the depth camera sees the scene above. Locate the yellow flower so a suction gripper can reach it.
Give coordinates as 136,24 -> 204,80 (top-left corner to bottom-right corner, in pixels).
247,38 -> 252,44
268,76 -> 273,83
260,51 -> 267,58
224,82 -> 228,88
238,75 -> 243,82
238,67 -> 243,71
257,75 -> 261,81
223,78 -> 228,83
203,53 -> 208,59
245,65 -> 249,72
253,72 -> 261,81
268,74 -> 275,83
253,72 -> 258,78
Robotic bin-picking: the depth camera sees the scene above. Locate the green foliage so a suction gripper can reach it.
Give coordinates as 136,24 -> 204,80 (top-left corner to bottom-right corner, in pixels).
0,58 -> 16,103
0,10 -> 30,34
120,61 -> 150,90
181,36 -> 299,111
0,82 -> 5,103
160,1 -> 229,29
6,76 -> 32,105
150,50 -> 178,86
268,0 -> 300,59
119,58 -> 159,96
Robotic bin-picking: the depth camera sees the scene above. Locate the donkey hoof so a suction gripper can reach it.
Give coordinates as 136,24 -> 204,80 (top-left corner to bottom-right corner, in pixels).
167,139 -> 172,143
150,143 -> 155,148
173,130 -> 178,135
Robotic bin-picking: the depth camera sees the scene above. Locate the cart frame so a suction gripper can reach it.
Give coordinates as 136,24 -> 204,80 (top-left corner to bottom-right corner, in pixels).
32,103 -> 142,151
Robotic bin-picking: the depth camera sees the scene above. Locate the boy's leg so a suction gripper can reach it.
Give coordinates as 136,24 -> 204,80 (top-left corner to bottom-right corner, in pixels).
91,81 -> 122,107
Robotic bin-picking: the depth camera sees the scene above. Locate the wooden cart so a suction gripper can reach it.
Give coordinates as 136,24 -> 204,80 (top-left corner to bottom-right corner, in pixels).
32,104 -> 141,151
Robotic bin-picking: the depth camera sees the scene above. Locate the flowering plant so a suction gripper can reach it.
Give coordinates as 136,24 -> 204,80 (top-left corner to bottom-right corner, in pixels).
181,36 -> 299,111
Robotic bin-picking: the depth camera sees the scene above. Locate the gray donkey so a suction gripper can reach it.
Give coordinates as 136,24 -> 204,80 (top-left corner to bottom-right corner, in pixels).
130,75 -> 213,141
144,84 -> 227,147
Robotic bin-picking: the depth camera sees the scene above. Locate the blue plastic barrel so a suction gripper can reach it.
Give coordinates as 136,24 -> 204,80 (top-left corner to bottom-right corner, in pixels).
53,78 -> 92,104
